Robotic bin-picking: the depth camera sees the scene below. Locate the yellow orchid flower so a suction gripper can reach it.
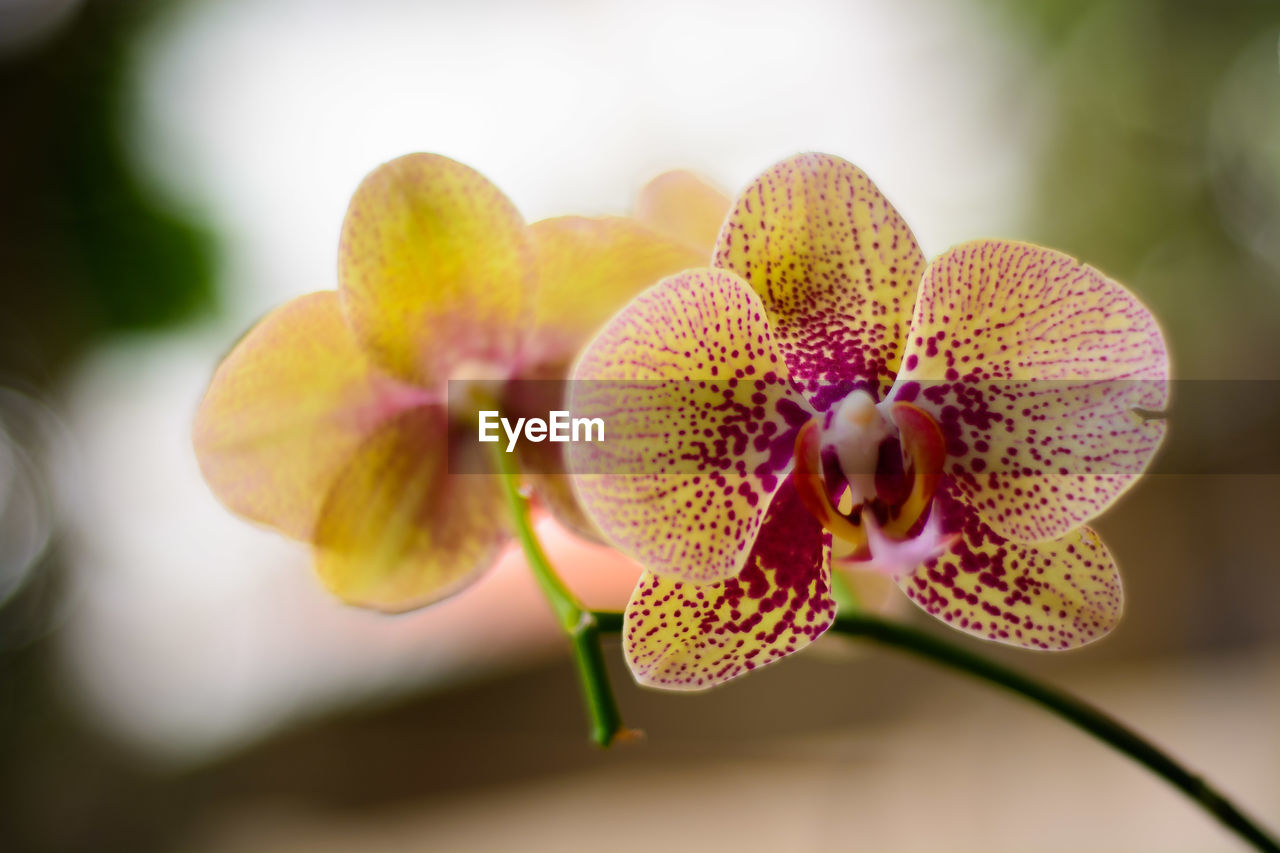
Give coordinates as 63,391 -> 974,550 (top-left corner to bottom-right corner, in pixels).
194,153 -> 725,612
568,153 -> 1169,689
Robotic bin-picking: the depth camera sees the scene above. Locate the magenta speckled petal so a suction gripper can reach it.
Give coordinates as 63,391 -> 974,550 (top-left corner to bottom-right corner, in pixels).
623,476 -> 834,689
713,153 -> 925,412
568,268 -> 809,584
899,481 -> 1122,649
889,239 -> 1169,544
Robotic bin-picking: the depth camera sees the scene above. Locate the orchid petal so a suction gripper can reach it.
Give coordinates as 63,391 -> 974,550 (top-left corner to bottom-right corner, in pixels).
568,269 -> 807,584
623,476 -> 833,689
313,406 -> 508,613
523,216 -> 704,371
193,292 -> 432,540
338,153 -> 535,385
889,240 -> 1169,543
635,169 -> 732,254
713,153 -> 926,411
899,483 -> 1122,649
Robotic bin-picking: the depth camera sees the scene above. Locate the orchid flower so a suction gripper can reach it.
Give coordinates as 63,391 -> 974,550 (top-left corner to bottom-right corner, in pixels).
568,153 -> 1168,689
193,153 -> 720,612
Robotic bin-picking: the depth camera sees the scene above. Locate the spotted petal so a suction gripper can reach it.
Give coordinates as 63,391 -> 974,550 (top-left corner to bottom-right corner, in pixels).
899,483 -> 1122,650
889,240 -> 1169,543
193,292 -> 433,540
624,477 -> 833,689
523,216 -> 704,371
635,169 -> 731,254
338,153 -> 535,386
568,268 -> 808,584
313,406 -> 509,612
714,153 -> 925,412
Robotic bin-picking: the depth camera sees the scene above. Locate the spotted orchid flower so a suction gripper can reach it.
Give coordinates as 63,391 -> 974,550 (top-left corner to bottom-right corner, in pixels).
194,154 -> 720,612
568,153 -> 1168,689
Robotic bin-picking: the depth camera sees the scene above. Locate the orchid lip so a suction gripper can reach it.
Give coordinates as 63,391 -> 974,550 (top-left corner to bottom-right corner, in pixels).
793,419 -> 867,550
794,392 -> 950,571
835,505 -> 959,579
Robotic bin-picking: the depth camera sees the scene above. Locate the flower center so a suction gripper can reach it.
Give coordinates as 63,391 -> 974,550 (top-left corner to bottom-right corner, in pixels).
824,390 -> 892,504
792,391 -> 955,577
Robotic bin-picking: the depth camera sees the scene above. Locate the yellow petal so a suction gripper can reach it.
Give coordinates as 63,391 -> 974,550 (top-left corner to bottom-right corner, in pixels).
714,153 -> 926,411
313,406 -> 509,612
888,239 -> 1169,543
568,268 -> 807,584
193,292 -> 430,540
634,169 -> 731,254
338,153 -> 535,386
623,477 -> 834,689
900,484 -> 1122,649
523,216 -> 704,371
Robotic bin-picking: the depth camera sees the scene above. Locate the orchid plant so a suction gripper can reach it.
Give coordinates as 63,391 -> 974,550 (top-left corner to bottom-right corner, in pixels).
193,151 -> 1277,852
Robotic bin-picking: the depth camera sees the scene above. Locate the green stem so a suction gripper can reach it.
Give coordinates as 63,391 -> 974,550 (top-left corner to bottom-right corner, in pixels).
568,618 -> 626,747
591,608 -> 1279,852
490,446 -> 627,747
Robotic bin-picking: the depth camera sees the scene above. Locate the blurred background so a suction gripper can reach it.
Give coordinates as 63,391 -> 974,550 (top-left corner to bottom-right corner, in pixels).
2,0 -> 1279,850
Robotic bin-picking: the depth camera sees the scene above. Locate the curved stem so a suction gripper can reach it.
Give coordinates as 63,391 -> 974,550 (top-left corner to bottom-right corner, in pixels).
490,446 -> 627,747
496,470 -> 577,633
591,608 -> 1279,852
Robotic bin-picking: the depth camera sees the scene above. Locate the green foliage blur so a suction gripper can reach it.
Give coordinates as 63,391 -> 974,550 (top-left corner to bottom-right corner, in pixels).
0,3 -> 214,850
0,0 -> 215,383
984,0 -> 1280,378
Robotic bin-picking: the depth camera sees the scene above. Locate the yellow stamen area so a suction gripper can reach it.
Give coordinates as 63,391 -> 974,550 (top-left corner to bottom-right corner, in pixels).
792,421 -> 867,551
793,403 -> 948,553
881,402 -> 946,538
